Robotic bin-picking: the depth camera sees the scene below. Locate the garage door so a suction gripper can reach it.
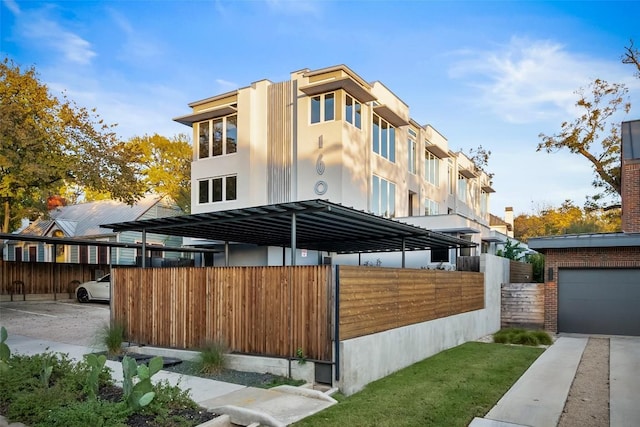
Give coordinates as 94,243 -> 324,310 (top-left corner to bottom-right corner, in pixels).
558,269 -> 640,336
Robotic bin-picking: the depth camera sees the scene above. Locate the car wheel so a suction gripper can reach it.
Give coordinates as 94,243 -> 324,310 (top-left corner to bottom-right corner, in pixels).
77,287 -> 90,303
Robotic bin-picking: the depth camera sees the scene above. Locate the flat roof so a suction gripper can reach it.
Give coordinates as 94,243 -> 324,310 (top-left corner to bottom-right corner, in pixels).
528,232 -> 640,251
102,199 -> 475,254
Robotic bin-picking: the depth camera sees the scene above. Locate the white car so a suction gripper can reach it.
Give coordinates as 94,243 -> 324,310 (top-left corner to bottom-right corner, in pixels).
75,274 -> 110,303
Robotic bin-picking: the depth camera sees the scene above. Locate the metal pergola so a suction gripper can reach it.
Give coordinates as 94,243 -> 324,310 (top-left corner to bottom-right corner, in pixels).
102,199 -> 476,267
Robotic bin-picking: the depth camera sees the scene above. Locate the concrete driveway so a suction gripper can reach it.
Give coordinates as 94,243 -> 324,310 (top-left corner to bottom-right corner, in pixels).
0,300 -> 110,348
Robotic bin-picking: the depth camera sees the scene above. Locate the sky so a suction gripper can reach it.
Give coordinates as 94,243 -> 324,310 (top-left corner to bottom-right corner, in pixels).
2,0 -> 639,217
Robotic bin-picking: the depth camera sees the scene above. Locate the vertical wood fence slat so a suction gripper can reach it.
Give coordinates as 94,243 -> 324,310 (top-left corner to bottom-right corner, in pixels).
111,265 -> 332,361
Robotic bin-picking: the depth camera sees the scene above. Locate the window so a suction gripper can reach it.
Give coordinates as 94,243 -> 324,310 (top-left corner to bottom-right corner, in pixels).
447,159 -> 455,195
431,248 -> 449,263
345,94 -> 362,129
457,174 -> 467,202
480,190 -> 489,216
372,114 -> 395,162
196,114 -> 238,159
408,136 -> 417,175
425,152 -> 440,186
372,175 -> 396,218
425,198 -> 439,215
311,92 -> 335,123
198,175 -> 237,204
15,247 -> 22,262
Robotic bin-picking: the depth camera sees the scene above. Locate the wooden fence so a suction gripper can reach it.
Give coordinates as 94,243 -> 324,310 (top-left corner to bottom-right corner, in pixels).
501,282 -> 544,329
0,260 -> 109,298
112,266 -> 332,361
338,266 -> 484,340
509,260 -> 533,283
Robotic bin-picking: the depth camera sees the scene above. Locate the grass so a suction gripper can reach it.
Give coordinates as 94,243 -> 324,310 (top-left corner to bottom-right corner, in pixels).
196,340 -> 227,374
294,342 -> 544,427
493,328 -> 553,346
96,321 -> 126,356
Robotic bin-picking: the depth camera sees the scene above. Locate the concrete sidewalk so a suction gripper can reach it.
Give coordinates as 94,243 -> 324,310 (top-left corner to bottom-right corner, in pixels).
469,336 -> 640,427
4,334 -> 336,426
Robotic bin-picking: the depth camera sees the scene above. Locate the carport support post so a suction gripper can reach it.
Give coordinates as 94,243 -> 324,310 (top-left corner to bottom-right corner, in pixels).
141,229 -> 146,268
290,212 -> 297,266
224,241 -> 229,267
53,243 -> 58,300
401,237 -> 406,268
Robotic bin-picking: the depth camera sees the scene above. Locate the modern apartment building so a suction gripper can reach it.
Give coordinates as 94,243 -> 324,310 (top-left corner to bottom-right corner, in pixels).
175,65 -> 499,266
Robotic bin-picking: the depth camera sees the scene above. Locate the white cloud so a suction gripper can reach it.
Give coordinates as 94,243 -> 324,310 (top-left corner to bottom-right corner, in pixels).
3,0 -> 20,15
216,79 -> 238,92
15,9 -> 96,65
449,37 -> 629,124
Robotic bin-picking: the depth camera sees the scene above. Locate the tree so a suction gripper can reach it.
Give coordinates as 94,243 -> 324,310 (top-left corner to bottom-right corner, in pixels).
467,145 -> 494,180
123,134 -> 192,213
622,39 -> 640,78
0,58 -> 146,233
496,239 -> 525,260
537,79 -> 630,206
514,200 -> 621,242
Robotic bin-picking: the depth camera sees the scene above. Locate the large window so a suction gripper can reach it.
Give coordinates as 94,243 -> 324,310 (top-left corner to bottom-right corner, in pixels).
198,175 -> 237,204
447,159 -> 455,195
345,94 -> 362,129
408,133 -> 417,175
372,114 -> 395,162
425,152 -> 440,186
311,93 -> 335,123
425,198 -> 439,215
372,175 -> 396,218
480,190 -> 489,216
197,115 -> 237,159
457,174 -> 468,202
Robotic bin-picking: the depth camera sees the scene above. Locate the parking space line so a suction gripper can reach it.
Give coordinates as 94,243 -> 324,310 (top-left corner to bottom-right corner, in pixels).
3,308 -> 57,318
57,302 -> 110,311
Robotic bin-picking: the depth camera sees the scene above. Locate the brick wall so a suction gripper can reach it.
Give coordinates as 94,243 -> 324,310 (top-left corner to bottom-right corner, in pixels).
543,246 -> 640,332
622,158 -> 640,233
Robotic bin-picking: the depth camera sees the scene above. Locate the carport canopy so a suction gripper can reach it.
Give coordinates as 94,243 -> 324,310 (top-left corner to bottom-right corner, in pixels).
102,199 -> 475,255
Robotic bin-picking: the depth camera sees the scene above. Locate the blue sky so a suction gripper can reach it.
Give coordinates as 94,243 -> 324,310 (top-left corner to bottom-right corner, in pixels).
2,0 -> 639,217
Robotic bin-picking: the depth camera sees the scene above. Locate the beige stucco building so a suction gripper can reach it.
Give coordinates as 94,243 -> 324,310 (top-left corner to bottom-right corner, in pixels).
175,65 -> 499,267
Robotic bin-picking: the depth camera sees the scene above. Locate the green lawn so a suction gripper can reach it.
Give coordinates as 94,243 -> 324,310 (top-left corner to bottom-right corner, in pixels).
295,342 -> 544,427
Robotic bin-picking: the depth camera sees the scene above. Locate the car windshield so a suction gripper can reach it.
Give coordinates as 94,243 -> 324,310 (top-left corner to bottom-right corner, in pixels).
98,274 -> 110,282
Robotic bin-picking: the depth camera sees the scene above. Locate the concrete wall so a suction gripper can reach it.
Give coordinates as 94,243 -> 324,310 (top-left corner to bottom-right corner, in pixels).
338,253 -> 506,395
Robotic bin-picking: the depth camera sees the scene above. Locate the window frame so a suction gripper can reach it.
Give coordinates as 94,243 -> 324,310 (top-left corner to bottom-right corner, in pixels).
372,175 -> 396,218
372,114 -> 396,163
198,174 -> 238,205
310,92 -> 336,124
345,94 -> 362,129
425,151 -> 440,186
196,114 -> 238,159
457,173 -> 468,202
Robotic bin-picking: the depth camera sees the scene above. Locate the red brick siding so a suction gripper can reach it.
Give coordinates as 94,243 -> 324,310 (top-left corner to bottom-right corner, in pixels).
543,247 -> 640,332
622,159 -> 640,233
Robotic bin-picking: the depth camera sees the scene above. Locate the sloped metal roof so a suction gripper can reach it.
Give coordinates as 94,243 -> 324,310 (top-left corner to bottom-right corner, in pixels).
19,195 -> 178,238
528,232 -> 640,251
103,199 -> 475,254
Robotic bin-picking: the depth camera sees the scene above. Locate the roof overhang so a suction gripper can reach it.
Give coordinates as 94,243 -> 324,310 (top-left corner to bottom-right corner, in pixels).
173,105 -> 237,127
482,185 -> 496,193
459,168 -> 478,179
425,144 -> 450,159
432,227 -> 480,235
299,77 -> 376,103
373,104 -> 410,127
528,232 -> 640,251
102,200 -> 476,254
482,230 -> 508,243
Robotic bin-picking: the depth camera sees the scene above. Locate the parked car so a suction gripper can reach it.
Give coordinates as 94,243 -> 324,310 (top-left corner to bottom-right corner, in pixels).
75,274 -> 110,303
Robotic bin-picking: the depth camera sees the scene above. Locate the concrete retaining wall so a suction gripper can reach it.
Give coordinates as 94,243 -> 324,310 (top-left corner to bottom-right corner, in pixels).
338,254 -> 506,395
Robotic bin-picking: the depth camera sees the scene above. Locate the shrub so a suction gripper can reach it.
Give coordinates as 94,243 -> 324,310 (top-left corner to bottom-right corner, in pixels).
196,341 -> 227,374
493,328 -> 553,347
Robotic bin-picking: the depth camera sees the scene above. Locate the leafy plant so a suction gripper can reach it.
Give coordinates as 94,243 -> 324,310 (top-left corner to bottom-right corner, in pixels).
496,239 -> 526,260
296,347 -> 307,365
196,341 -> 227,374
40,356 -> 54,388
0,326 -> 11,373
121,355 -> 163,410
525,252 -> 545,282
84,353 -> 107,400
97,321 -> 126,356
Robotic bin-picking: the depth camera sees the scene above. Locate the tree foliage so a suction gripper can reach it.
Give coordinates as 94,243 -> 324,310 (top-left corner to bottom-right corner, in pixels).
496,239 -> 525,260
467,145 -> 494,180
514,200 -> 621,242
1,58 -> 146,232
124,134 -> 192,213
537,79 -> 630,206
